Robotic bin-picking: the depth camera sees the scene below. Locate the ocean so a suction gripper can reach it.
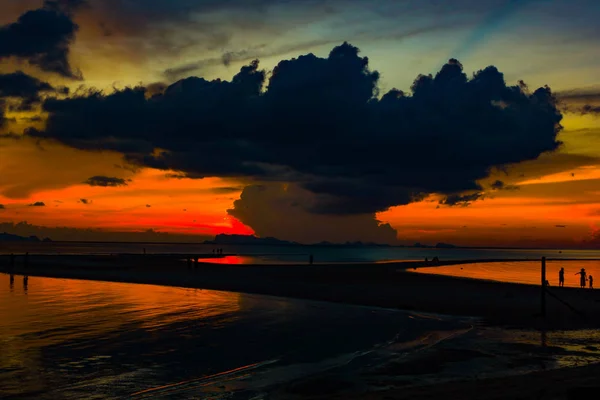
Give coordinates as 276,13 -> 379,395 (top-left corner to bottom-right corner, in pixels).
1,241 -> 599,264
2,274 -> 600,399
414,260 -> 600,288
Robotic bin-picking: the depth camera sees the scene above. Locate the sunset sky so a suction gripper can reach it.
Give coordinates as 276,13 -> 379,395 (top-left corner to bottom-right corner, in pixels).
1,0 -> 599,247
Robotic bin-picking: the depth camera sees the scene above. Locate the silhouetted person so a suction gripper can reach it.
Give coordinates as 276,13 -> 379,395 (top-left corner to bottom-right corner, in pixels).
9,274 -> 14,290
143,248 -> 146,255
559,267 -> 565,287
575,268 -> 587,288
309,254 -> 314,265
545,279 -> 550,287
590,275 -> 594,289
23,275 -> 28,292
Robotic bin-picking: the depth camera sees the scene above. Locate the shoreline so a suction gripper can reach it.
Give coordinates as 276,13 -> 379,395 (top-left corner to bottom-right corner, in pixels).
2,254 -> 600,330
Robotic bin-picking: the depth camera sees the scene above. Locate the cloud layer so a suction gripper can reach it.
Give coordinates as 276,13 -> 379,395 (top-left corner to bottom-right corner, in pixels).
25,43 -> 563,215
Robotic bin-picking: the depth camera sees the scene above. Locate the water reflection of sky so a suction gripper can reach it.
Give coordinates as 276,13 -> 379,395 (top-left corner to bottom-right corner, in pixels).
414,260 -> 600,288
2,273 -> 599,399
0,274 -> 426,399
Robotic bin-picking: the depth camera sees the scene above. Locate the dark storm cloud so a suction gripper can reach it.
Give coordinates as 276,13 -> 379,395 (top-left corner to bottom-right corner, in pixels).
83,176 -> 127,187
27,43 -> 563,215
29,201 -> 46,207
0,1 -> 81,78
0,71 -> 60,111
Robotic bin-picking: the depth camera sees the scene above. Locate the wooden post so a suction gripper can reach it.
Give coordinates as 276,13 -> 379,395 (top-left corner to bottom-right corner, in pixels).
541,256 -> 546,318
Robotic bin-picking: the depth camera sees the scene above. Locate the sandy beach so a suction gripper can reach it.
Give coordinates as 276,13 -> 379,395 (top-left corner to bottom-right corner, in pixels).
2,254 -> 600,399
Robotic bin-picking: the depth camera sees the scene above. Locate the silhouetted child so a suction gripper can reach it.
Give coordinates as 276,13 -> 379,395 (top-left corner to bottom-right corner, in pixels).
575,268 -> 587,288
559,267 -> 565,287
590,275 -> 594,289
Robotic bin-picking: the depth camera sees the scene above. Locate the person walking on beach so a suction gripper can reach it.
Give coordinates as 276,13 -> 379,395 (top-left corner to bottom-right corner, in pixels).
575,268 -> 587,288
589,275 -> 594,289
559,267 -> 565,287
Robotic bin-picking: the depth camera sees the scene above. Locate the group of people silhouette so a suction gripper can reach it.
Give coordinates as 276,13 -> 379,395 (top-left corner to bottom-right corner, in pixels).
558,267 -> 593,289
212,248 -> 224,255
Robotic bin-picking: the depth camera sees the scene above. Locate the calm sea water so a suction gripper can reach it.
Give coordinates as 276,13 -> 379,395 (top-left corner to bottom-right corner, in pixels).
415,260 -> 600,288
1,242 -> 599,263
0,273 -> 464,399
2,274 -> 600,399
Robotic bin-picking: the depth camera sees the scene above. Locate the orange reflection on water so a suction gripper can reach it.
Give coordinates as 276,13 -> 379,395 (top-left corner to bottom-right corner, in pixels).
0,274 -> 242,344
414,260 -> 600,288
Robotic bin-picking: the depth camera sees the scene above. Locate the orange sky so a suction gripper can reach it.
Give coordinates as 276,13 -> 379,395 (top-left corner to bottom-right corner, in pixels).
1,0 -> 600,247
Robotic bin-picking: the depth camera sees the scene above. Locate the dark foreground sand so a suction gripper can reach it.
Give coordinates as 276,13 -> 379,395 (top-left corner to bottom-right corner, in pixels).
282,363 -> 600,400
2,254 -> 600,399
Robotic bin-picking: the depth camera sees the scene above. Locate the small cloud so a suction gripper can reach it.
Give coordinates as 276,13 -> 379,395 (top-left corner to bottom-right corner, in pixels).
84,176 -> 128,187
439,192 -> 483,207
29,201 -> 46,207
79,198 -> 91,205
490,180 -> 520,191
555,225 -> 567,228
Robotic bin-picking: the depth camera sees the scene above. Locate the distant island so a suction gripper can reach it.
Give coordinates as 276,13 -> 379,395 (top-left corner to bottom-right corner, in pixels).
204,234 -> 457,248
0,232 -> 52,242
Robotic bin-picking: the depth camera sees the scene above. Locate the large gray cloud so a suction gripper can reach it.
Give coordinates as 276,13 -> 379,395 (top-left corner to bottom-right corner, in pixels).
25,43 -> 563,215
228,184 -> 399,244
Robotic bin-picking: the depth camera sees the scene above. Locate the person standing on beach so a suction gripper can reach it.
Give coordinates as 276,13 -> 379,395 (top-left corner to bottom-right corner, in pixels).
575,268 -> 587,288
589,275 -> 594,289
559,267 -> 565,287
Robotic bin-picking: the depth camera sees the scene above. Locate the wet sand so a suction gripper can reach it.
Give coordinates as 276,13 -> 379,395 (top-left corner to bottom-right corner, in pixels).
292,363 -> 600,400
